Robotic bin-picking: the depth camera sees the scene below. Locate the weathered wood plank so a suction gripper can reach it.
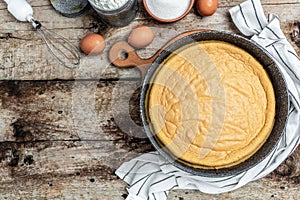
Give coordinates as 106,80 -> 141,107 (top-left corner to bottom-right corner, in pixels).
0,141 -> 152,180
0,80 -> 149,142
0,139 -> 299,199
0,178 -> 299,200
169,177 -> 300,199
0,140 -> 145,199
0,3 -> 299,80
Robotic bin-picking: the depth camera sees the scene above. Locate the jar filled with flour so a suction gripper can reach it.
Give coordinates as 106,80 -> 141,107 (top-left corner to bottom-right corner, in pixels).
88,0 -> 138,27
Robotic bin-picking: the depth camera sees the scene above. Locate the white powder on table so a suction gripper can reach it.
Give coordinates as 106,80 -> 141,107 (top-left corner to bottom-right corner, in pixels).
91,0 -> 128,11
146,0 -> 191,20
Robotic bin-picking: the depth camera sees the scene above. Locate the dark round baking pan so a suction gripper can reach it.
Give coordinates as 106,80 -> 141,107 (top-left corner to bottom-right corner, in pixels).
140,31 -> 289,177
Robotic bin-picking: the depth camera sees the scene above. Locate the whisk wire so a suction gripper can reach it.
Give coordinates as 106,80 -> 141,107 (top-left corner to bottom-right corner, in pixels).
38,28 -> 73,64
43,28 -> 80,63
31,20 -> 80,69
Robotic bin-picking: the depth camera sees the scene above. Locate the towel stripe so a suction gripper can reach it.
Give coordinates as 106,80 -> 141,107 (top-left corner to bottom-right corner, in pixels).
140,161 -> 155,170
123,160 -> 139,180
288,50 -> 300,61
239,4 -> 251,29
160,162 -> 172,168
129,170 -> 162,189
210,175 -> 236,183
165,170 -> 181,175
137,162 -> 153,170
223,182 -> 240,188
272,45 -> 300,81
289,99 -> 294,111
169,184 -> 178,191
253,143 -> 279,179
251,0 -> 263,30
265,40 -> 279,48
152,193 -> 157,200
289,90 -> 300,109
147,152 -> 159,156
267,14 -> 271,22
288,106 -> 296,116
266,26 -> 281,39
149,175 -> 174,188
136,172 -> 157,195
164,191 -> 167,197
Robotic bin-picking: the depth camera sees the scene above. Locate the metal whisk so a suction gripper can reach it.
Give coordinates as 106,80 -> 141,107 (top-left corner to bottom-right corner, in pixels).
30,18 -> 80,68
4,0 -> 80,69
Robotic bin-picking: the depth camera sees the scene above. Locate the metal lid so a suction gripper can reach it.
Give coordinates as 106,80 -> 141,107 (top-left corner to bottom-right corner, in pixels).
50,0 -> 91,18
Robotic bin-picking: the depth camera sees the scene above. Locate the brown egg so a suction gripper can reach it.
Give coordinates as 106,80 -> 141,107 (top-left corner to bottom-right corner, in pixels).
80,33 -> 106,55
128,26 -> 154,49
196,0 -> 218,16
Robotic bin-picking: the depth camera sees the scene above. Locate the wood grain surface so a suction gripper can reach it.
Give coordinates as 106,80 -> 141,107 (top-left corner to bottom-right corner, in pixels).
0,0 -> 300,199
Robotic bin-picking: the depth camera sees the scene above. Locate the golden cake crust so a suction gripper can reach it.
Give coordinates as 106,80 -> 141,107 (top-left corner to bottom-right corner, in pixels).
148,41 -> 276,169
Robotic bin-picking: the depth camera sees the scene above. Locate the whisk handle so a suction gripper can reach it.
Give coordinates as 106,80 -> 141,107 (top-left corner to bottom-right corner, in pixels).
4,0 -> 33,22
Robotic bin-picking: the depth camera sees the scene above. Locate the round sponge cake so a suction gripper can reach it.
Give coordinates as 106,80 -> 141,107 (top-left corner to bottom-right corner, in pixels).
148,40 -> 276,169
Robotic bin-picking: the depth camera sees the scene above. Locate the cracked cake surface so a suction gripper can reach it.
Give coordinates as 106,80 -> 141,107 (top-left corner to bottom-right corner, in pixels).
148,41 -> 276,169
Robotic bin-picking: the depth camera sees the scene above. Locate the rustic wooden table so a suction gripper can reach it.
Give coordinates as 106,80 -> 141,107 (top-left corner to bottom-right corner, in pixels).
0,0 -> 300,199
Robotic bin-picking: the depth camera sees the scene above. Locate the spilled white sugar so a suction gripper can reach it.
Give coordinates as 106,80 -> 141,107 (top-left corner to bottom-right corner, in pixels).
92,0 -> 128,11
146,0 -> 190,20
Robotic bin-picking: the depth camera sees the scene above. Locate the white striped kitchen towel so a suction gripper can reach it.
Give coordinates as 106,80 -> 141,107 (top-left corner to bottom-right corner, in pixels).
115,0 -> 300,199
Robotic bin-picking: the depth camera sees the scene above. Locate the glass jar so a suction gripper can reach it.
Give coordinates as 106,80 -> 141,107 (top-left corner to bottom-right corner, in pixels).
88,0 -> 138,27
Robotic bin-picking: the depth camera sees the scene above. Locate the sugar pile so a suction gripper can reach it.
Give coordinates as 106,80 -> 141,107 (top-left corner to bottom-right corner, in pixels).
146,0 -> 190,20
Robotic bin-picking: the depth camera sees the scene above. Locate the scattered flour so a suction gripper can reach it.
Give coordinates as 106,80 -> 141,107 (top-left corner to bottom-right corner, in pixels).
91,0 -> 128,11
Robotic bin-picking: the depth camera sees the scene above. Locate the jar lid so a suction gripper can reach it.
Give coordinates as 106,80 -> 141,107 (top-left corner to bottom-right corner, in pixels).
50,0 -> 91,18
143,0 -> 194,23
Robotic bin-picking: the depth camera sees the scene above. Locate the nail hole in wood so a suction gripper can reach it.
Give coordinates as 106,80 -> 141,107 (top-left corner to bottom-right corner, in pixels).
23,155 -> 34,165
119,51 -> 129,60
